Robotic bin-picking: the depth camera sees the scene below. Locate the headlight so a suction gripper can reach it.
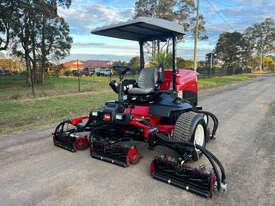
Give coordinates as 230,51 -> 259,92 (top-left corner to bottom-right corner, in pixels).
115,114 -> 123,120
92,111 -> 98,116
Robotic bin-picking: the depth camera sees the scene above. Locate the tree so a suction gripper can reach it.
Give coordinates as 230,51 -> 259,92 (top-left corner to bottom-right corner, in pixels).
113,60 -> 128,67
0,0 -> 17,51
6,0 -> 72,91
38,15 -> 72,83
135,0 -> 206,36
177,57 -> 193,69
128,56 -> 140,74
252,55 -> 275,71
35,0 -> 72,83
214,32 -> 247,71
244,18 -> 275,71
151,52 -> 173,68
134,0 -> 207,57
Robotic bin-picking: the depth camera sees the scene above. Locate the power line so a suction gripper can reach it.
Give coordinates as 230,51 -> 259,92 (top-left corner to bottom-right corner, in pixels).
204,0 -> 235,31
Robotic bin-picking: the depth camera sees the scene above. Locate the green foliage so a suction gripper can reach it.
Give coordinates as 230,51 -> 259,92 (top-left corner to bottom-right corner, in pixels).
134,0 -> 207,57
177,57 -> 193,69
215,32 -> 247,68
252,55 -> 275,71
113,60 -> 128,67
150,53 -> 194,69
128,56 -> 140,69
151,52 -> 173,68
134,0 -> 206,39
244,18 -> 275,56
0,0 -> 72,87
63,70 -> 72,76
128,56 -> 140,74
243,18 -> 275,70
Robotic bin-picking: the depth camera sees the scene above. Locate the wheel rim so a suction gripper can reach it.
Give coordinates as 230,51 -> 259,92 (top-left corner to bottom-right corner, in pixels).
194,124 -> 205,147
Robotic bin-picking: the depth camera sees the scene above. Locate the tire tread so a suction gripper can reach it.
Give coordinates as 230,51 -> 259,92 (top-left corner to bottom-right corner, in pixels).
173,111 -> 197,142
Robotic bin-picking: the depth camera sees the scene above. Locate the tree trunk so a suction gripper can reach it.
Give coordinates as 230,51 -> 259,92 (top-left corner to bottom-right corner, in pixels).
30,15 -> 38,85
41,16 -> 46,83
260,50 -> 264,72
30,64 -> 35,97
25,54 -> 35,96
25,55 -> 31,86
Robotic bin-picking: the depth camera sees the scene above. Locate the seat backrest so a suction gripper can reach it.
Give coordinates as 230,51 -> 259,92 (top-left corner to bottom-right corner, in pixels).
137,68 -> 158,89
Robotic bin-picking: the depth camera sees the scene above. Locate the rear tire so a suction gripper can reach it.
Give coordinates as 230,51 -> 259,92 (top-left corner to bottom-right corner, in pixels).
173,111 -> 207,160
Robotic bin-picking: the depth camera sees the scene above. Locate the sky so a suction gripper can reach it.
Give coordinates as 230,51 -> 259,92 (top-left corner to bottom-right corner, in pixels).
58,0 -> 275,62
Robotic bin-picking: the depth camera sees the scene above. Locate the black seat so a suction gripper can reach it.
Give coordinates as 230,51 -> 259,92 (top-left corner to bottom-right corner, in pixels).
128,68 -> 158,95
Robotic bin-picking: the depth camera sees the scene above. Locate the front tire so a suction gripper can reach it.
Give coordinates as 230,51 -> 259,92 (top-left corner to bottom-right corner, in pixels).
173,111 -> 207,160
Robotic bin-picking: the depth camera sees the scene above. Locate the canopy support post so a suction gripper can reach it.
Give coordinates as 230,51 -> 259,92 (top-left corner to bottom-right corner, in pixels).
172,36 -> 177,92
139,41 -> 144,71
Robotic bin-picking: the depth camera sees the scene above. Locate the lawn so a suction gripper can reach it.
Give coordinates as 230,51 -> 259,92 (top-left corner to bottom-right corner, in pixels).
0,75 -> 116,100
0,74 -> 254,135
0,91 -> 116,134
199,74 -> 253,89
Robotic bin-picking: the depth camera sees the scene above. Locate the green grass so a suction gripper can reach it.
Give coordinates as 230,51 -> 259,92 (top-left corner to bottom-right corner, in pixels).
0,91 -> 116,134
0,74 -> 254,135
0,75 -> 117,100
199,74 -> 253,89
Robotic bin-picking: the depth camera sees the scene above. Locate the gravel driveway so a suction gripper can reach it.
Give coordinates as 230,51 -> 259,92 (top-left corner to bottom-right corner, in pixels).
0,74 -> 274,206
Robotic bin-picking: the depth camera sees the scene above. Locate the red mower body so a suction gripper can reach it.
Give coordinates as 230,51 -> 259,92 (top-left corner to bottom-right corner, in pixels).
160,69 -> 198,94
123,69 -> 198,138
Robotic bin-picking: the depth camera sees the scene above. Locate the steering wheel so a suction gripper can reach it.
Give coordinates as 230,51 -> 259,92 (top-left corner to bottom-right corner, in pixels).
112,65 -> 131,78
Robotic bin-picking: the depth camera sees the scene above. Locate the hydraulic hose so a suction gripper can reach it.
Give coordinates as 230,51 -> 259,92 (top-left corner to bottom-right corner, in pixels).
192,110 -> 219,139
194,144 -> 222,190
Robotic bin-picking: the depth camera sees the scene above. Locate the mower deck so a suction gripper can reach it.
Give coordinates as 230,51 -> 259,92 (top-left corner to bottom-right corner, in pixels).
150,156 -> 216,198
90,139 -> 141,167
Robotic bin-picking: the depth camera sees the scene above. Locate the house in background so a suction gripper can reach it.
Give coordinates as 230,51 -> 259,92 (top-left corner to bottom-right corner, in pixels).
63,60 -> 113,71
0,52 -> 24,72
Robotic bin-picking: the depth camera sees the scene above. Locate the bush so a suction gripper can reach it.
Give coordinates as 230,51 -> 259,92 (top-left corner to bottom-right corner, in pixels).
64,70 -> 72,76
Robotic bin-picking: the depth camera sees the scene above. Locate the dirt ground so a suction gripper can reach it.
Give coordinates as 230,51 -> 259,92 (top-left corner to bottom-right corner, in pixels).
0,74 -> 275,206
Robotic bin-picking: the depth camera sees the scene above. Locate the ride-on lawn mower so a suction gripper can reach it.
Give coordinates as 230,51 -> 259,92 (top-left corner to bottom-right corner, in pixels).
53,17 -> 227,198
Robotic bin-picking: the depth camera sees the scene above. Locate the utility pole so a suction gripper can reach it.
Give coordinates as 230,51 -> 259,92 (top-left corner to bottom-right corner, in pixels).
193,0 -> 200,72
77,59 -> 80,92
210,52 -> 213,77
210,53 -> 213,70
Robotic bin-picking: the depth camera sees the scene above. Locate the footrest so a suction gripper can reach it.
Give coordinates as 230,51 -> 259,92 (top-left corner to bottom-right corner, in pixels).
150,156 -> 216,198
90,140 -> 141,167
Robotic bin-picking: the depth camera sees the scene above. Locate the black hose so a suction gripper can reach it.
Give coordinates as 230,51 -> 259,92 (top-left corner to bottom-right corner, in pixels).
203,148 -> 226,182
192,110 -> 219,139
195,144 -> 222,190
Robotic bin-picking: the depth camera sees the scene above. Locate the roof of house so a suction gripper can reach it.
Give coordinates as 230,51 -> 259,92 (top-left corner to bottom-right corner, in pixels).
91,17 -> 185,42
84,60 -> 112,68
63,60 -> 113,69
